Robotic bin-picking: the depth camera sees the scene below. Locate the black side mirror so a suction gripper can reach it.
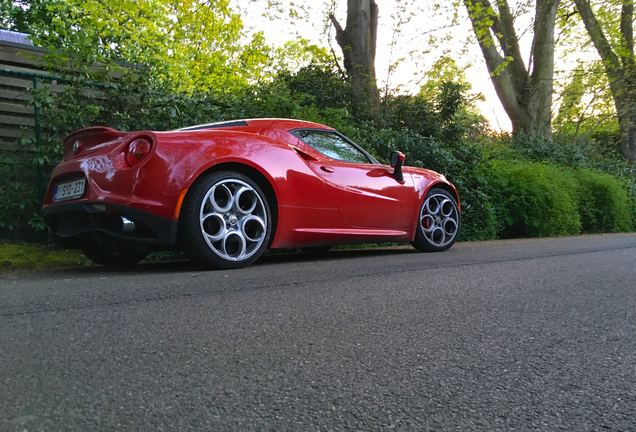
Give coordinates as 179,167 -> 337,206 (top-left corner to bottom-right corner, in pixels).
390,150 -> 405,182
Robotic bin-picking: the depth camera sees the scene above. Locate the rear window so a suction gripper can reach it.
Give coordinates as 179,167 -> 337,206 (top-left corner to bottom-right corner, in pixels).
178,120 -> 248,131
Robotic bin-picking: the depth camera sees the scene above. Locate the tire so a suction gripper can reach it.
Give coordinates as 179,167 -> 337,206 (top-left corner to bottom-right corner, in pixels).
411,188 -> 460,252
82,244 -> 149,268
179,171 -> 272,269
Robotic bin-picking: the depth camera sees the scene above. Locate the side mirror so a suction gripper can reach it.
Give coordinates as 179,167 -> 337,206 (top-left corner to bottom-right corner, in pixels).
390,150 -> 405,182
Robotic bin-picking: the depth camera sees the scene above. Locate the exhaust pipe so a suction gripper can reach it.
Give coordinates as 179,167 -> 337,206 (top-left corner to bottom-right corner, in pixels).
120,216 -> 135,233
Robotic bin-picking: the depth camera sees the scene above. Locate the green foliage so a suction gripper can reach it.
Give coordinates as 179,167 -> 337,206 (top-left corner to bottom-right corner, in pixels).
511,133 -> 590,167
10,0 -> 272,93
485,159 -> 634,238
381,81 -> 484,144
0,242 -> 85,270
554,61 -> 618,138
488,161 -> 582,237
419,56 -> 472,101
0,0 -> 27,31
269,40 -> 334,74
509,132 -> 634,178
279,65 -> 351,109
571,169 -> 634,233
381,95 -> 438,137
0,182 -> 42,238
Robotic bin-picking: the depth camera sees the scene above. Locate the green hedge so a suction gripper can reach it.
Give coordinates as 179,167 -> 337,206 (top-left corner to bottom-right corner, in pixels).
483,161 -> 634,238
571,169 -> 633,233
488,161 -> 581,237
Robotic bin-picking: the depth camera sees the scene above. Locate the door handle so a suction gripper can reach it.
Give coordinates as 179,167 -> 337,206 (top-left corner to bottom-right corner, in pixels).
320,166 -> 335,173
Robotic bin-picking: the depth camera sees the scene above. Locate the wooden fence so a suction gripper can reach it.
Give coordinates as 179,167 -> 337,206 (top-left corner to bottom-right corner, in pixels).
0,39 -> 51,196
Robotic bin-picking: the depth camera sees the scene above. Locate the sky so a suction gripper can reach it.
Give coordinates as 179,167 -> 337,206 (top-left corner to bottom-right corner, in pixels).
235,0 -> 521,131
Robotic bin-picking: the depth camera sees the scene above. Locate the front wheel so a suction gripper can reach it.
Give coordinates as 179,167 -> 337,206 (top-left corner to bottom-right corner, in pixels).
411,188 -> 460,252
179,171 -> 272,269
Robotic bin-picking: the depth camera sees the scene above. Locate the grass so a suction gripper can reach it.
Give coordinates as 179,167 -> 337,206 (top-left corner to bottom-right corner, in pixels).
0,242 -> 87,271
0,242 -> 403,272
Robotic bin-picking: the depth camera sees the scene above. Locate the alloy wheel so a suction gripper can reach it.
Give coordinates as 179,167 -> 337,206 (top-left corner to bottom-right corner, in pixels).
199,178 -> 268,262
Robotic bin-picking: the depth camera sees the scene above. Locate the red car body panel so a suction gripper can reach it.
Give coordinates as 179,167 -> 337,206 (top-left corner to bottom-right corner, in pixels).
42,119 -> 459,249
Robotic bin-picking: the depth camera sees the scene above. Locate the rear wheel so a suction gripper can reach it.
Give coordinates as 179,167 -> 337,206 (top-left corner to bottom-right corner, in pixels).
179,171 -> 272,269
82,244 -> 149,268
411,188 -> 460,252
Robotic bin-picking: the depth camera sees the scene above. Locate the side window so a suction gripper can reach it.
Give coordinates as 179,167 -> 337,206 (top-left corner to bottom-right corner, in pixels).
297,130 -> 370,164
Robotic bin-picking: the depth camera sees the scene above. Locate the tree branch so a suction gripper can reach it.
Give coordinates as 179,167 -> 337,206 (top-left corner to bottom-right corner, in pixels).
530,0 -> 560,81
573,0 -> 622,81
328,13 -> 344,36
469,0 -> 529,99
495,0 -> 528,76
463,0 -> 523,122
328,39 -> 347,80
463,0 -> 505,72
329,12 -> 351,72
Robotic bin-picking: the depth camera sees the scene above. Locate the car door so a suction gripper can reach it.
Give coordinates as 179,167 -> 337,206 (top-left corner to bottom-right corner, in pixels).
294,129 -> 417,230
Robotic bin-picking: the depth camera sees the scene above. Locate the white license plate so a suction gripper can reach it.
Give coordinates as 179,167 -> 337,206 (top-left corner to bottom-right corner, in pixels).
53,178 -> 86,202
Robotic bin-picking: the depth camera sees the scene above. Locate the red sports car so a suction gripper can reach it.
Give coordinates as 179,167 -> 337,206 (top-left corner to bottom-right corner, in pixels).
42,118 -> 460,268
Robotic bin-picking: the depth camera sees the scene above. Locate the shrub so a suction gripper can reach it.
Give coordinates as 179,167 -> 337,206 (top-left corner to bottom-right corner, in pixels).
571,168 -> 633,233
489,161 -> 581,238
511,133 -> 589,168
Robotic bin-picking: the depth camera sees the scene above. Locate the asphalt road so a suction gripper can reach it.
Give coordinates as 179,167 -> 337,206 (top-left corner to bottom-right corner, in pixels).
1,234 -> 635,431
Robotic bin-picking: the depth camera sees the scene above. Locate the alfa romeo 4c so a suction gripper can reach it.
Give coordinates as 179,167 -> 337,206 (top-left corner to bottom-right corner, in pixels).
43,118 -> 460,268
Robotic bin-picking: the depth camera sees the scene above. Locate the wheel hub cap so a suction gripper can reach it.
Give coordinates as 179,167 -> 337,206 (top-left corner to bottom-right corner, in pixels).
420,193 -> 459,247
199,179 -> 267,262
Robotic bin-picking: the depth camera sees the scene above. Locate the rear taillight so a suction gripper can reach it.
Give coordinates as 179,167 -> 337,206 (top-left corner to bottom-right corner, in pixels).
125,138 -> 152,166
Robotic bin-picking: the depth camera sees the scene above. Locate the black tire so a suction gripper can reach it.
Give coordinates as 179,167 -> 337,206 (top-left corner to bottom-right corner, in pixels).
411,188 -> 460,252
179,171 -> 272,269
82,244 -> 149,268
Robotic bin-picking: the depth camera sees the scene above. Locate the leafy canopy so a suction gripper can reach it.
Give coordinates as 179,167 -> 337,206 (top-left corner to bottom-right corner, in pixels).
4,0 -> 274,93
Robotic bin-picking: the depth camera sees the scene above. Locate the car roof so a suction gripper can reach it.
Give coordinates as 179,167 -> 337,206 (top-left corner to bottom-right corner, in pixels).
178,118 -> 333,132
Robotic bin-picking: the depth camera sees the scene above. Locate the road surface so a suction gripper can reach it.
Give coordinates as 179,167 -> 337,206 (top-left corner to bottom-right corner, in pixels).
1,234 -> 635,431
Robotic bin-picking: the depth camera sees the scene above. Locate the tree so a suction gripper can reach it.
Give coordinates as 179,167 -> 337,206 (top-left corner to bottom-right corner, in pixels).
463,0 -> 561,139
572,0 -> 635,162
419,57 -> 476,102
553,61 -> 617,138
5,0 -> 271,94
329,0 -> 381,122
0,1 -> 27,31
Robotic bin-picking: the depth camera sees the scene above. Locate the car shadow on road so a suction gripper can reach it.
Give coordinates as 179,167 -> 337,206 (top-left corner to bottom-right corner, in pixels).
51,247 -> 416,275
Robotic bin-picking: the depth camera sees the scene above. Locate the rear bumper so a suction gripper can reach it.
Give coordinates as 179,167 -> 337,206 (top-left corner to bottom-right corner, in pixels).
43,202 -> 178,248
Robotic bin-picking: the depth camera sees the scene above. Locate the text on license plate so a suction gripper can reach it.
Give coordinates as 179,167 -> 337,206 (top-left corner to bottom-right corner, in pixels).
54,178 -> 86,202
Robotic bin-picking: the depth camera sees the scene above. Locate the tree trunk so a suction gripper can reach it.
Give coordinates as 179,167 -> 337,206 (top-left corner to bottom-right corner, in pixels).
514,91 -> 553,139
618,100 -> 636,162
573,0 -> 635,162
330,0 -> 380,122
463,0 -> 559,140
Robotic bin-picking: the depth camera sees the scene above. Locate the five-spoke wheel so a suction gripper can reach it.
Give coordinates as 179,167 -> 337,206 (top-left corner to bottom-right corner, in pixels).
412,188 -> 460,252
180,171 -> 272,269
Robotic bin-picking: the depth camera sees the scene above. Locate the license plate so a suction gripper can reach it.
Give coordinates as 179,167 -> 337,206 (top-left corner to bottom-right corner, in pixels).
53,178 -> 86,202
